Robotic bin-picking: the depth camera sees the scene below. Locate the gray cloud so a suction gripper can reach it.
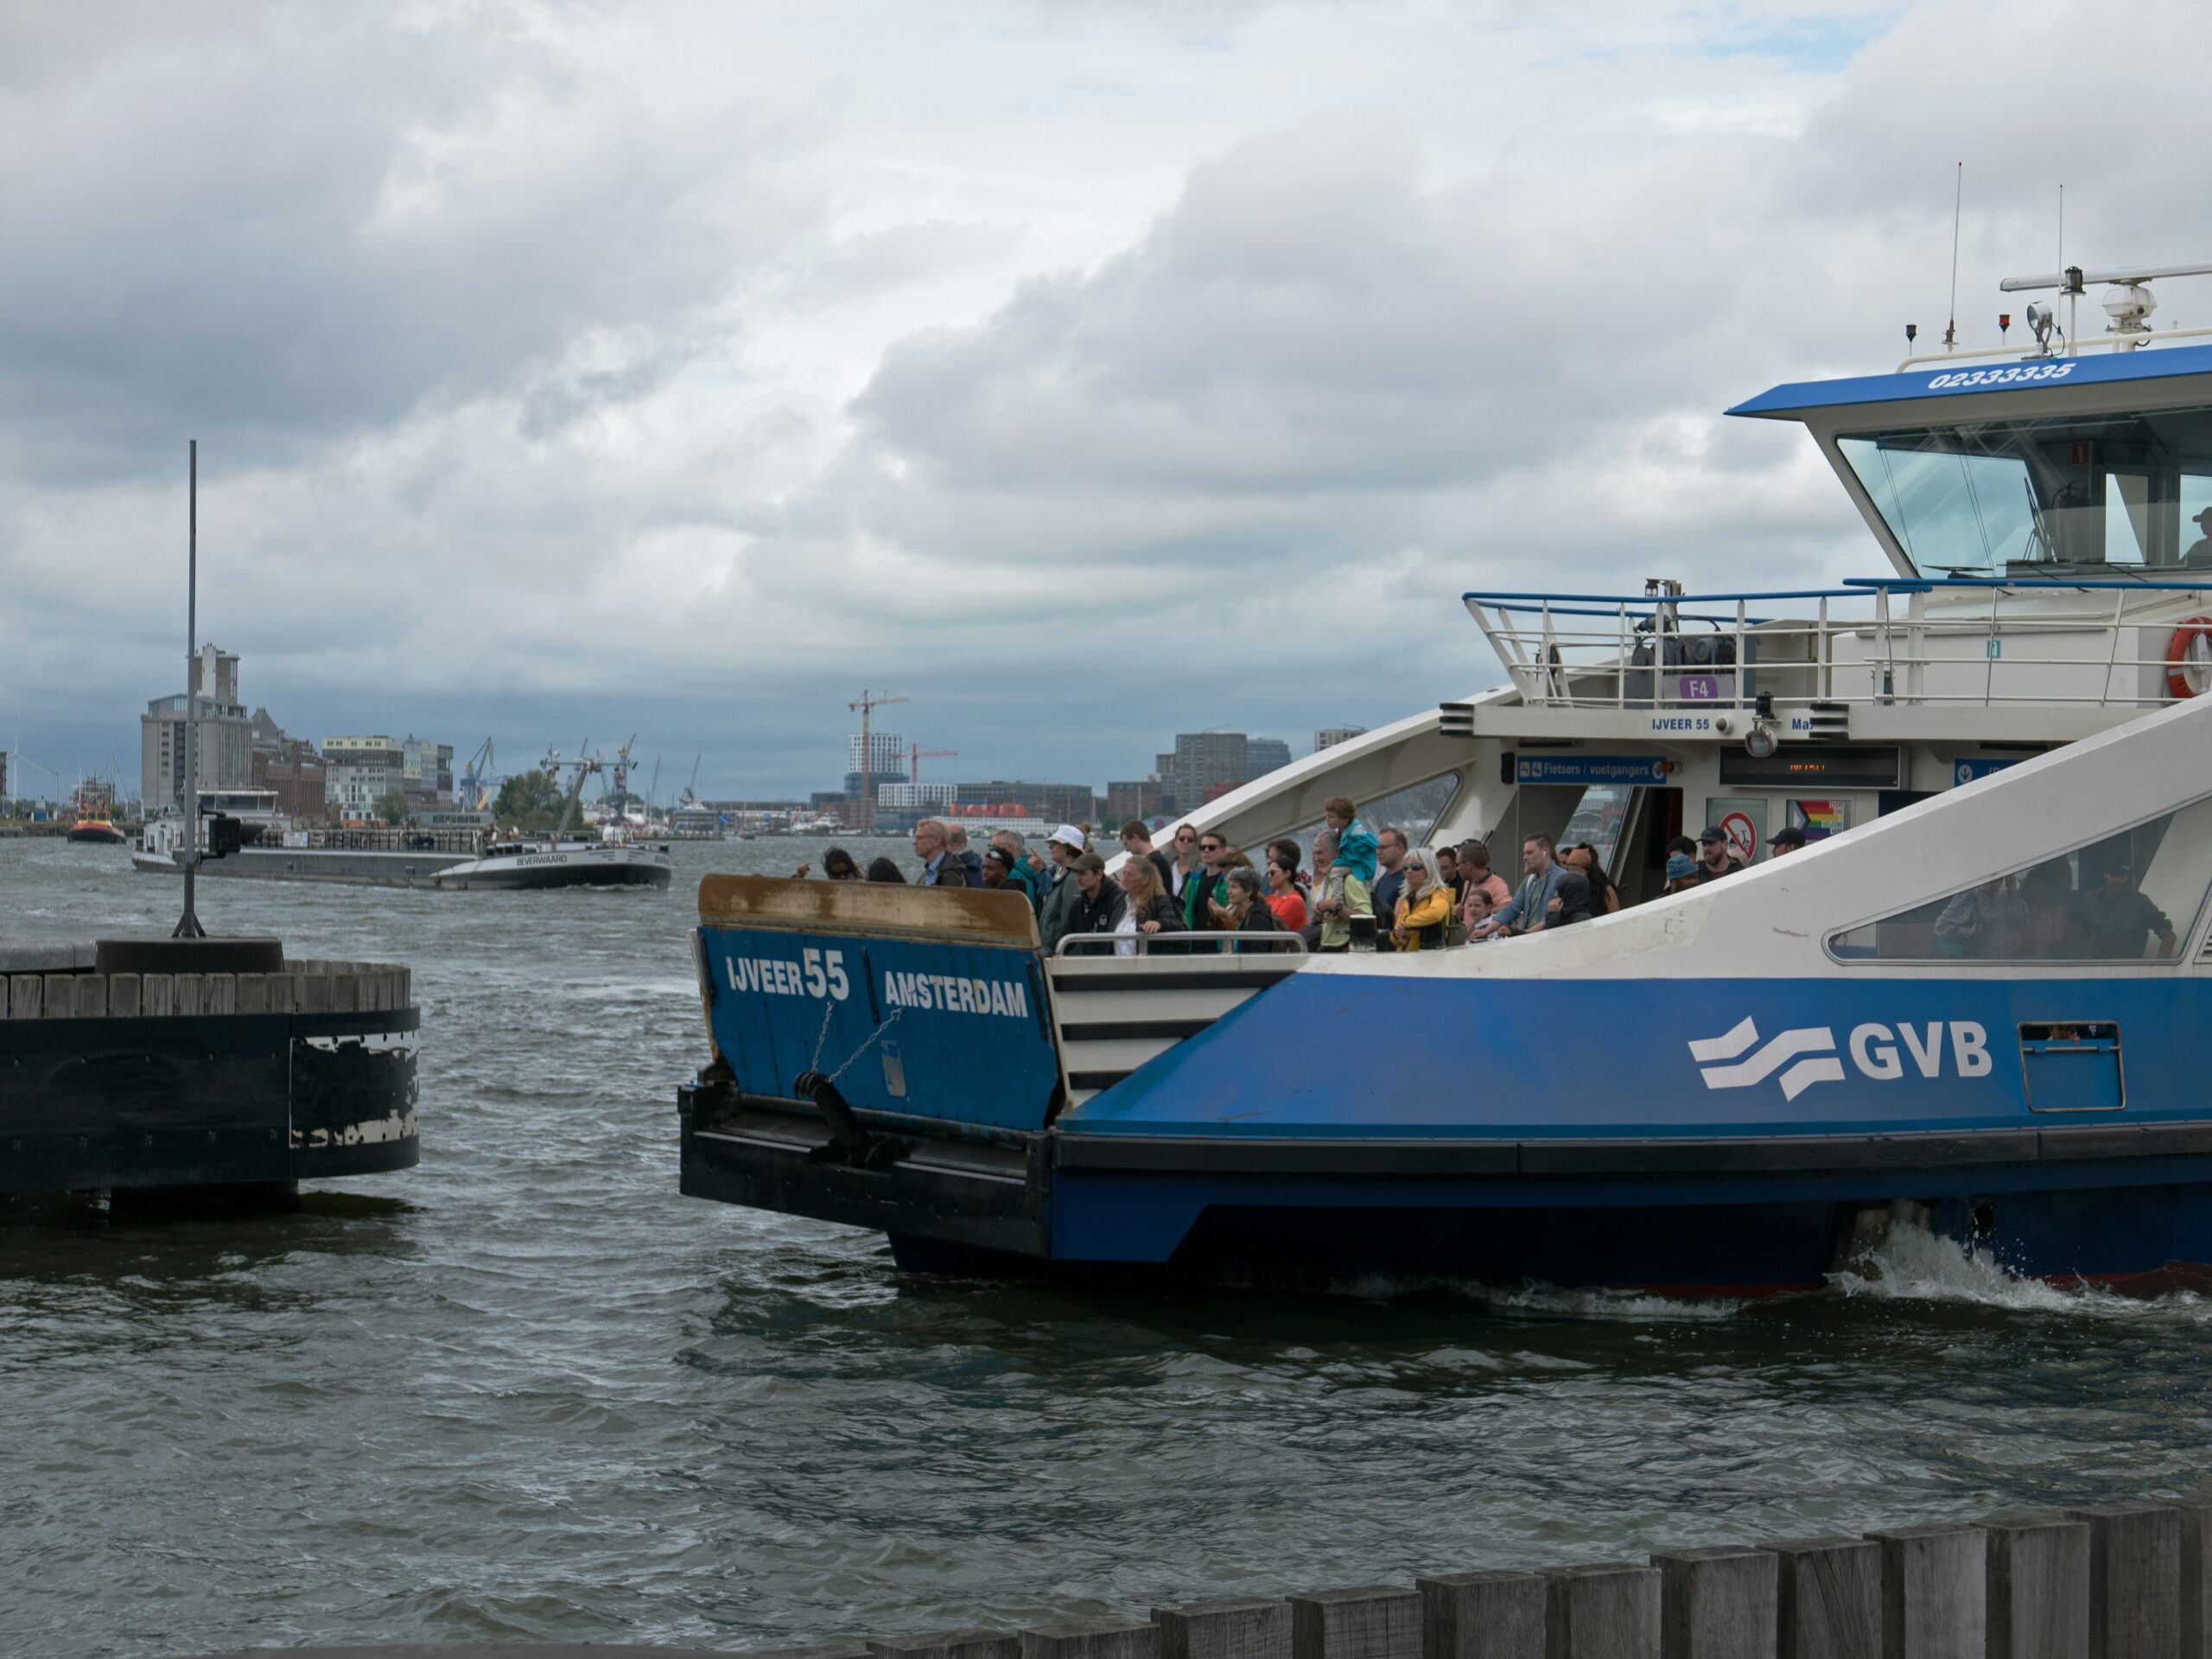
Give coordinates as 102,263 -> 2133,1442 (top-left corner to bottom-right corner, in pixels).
0,3 -> 798,482
4,0 -> 2208,801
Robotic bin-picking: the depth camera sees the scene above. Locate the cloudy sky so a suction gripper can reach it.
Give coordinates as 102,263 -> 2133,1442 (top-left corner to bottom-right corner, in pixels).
5,0 -> 2209,802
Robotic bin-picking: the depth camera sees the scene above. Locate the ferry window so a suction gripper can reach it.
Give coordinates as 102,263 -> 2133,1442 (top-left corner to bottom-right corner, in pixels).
1827,794 -> 2212,963
1361,774 -> 1462,848
2104,467 -> 2158,565
1279,772 -> 1463,858
1560,784 -> 1633,868
1838,404 -> 2212,576
1842,436 -> 2037,573
2183,473 -> 2212,559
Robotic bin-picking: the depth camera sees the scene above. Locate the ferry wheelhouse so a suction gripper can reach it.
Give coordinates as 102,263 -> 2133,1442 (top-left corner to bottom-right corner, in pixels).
679,264 -> 2212,1291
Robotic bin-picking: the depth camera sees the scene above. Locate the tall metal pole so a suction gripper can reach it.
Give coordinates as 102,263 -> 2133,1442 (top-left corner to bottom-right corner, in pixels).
173,439 -> 206,938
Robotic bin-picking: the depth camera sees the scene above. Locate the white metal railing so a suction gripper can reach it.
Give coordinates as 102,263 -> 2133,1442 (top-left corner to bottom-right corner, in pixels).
1894,322 -> 2212,371
1052,931 -> 1307,957
1462,579 -> 2212,714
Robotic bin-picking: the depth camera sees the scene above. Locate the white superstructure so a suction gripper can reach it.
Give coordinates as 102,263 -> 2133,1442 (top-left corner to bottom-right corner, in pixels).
1161,265 -> 2212,902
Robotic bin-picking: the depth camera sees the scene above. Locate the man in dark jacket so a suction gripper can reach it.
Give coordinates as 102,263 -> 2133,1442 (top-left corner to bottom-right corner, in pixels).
1036,824 -> 1088,950
912,818 -> 968,887
1184,830 -> 1233,930
1369,828 -> 1408,951
1068,852 -> 1127,950
1121,819 -> 1177,895
946,823 -> 986,889
991,830 -> 1041,910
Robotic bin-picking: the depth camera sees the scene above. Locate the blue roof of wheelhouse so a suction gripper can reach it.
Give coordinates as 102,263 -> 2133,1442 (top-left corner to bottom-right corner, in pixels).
1728,340 -> 2212,420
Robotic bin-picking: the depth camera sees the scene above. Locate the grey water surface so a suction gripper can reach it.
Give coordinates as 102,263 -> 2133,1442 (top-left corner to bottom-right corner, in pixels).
3,836 -> 2209,1658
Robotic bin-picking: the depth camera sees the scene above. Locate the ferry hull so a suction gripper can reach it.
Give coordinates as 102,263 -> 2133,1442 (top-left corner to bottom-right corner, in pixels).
131,848 -> 470,887
678,1081 -> 2212,1290
433,845 -> 674,890
681,887 -> 2212,1290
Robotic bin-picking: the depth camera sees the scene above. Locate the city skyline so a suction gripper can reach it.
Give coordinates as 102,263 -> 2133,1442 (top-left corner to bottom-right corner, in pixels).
22,629 -> 1345,810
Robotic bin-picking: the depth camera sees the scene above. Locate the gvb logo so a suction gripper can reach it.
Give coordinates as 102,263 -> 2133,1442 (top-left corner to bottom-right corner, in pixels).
1689,1017 -> 1992,1101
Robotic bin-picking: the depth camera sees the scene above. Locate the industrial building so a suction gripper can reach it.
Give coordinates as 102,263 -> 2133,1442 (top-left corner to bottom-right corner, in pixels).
1163,731 -> 1293,814
842,729 -> 906,803
322,734 -> 455,817
140,645 -> 255,807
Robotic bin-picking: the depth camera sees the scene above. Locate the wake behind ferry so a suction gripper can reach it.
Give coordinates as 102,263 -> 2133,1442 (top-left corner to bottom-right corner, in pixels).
680,259 -> 2212,1290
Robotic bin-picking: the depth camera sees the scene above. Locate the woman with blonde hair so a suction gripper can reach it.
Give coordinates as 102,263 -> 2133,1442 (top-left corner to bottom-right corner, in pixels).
1115,851 -> 1185,956
1392,849 -> 1454,951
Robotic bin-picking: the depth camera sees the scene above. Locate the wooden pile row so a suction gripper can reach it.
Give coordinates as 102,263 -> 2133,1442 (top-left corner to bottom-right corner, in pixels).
0,962 -> 412,1020
746,1501 -> 2212,1659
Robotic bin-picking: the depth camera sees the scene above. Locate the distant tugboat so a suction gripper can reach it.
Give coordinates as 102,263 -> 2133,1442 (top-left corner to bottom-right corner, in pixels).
66,814 -> 127,846
65,781 -> 128,845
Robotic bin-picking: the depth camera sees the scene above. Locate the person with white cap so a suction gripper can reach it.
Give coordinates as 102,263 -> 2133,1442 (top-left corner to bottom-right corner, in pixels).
1037,823 -> 1090,953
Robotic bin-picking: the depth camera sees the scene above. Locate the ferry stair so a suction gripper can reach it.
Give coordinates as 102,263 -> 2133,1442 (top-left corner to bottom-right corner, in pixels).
1046,943 -> 1305,1109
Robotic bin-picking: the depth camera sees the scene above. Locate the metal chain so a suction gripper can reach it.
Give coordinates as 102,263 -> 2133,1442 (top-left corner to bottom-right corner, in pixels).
823,1008 -> 902,1086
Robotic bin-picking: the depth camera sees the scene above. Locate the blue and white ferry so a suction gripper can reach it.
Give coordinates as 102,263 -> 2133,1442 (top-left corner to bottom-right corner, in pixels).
680,262 -> 2212,1292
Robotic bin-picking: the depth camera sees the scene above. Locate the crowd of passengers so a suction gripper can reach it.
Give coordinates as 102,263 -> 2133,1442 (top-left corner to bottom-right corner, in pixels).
793,798 -> 1834,956
1928,855 -> 2177,960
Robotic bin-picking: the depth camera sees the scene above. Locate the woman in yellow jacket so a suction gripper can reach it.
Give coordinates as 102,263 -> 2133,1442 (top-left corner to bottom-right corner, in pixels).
1392,849 -> 1455,950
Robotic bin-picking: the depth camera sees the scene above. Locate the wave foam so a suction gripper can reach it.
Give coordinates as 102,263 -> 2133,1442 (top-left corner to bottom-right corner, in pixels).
1830,1207 -> 2212,1320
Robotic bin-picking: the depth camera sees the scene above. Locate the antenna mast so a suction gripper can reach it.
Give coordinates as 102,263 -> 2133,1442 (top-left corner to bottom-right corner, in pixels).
1943,161 -> 1962,351
173,440 -> 206,939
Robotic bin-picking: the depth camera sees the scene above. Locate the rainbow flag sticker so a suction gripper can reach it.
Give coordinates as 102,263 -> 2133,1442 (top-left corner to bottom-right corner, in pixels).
1788,798 -> 1850,840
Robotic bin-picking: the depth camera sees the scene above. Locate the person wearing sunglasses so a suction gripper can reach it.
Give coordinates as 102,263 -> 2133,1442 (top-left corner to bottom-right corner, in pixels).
1183,832 -> 1235,930
1168,823 -> 1203,899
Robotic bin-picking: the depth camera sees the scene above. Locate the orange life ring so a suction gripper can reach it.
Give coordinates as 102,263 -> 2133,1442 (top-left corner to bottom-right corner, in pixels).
2169,617 -> 2212,700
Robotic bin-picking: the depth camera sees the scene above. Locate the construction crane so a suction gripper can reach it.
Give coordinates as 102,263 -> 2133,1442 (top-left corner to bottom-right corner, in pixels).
848,690 -> 907,828
609,734 -> 639,802
11,742 -> 56,810
907,745 -> 957,785
460,737 -> 496,810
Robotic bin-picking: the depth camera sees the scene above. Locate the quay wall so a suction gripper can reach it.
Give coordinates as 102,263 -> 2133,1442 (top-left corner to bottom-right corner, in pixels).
185,1494 -> 2212,1658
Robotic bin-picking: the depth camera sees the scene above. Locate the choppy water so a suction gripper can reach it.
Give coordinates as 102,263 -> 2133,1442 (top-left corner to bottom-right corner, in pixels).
5,835 -> 2212,1658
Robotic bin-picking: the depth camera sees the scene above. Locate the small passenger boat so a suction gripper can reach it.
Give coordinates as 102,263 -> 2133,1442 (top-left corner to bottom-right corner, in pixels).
678,260 -> 2212,1290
